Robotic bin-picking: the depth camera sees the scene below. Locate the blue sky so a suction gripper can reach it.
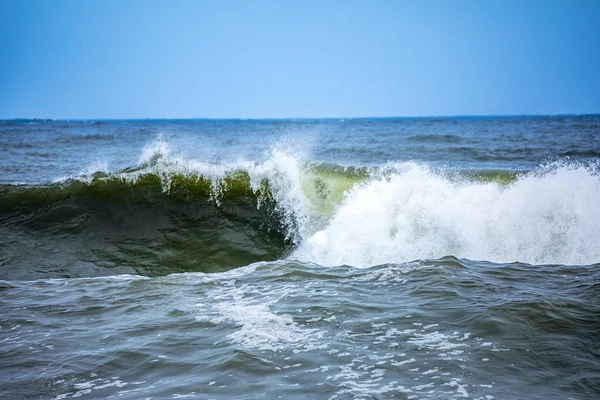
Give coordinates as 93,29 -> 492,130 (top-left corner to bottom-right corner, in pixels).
1,0 -> 599,118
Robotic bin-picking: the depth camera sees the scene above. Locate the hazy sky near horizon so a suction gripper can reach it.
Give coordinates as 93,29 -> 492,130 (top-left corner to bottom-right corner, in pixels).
1,0 -> 599,119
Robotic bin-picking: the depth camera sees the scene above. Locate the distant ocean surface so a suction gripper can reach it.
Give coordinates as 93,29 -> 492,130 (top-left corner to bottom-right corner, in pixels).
1,116 -> 599,399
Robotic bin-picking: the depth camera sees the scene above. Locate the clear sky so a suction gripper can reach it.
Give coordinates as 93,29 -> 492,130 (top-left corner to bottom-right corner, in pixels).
1,0 -> 599,119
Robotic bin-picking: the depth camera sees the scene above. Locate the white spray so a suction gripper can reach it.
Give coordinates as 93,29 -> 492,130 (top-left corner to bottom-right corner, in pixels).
293,162 -> 600,267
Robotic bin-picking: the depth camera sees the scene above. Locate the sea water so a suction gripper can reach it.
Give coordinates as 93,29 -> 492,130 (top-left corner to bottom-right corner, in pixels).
0,117 -> 599,399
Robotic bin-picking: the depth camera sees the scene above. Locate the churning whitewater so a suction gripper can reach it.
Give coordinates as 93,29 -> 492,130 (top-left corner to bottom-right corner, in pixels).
1,117 -> 599,399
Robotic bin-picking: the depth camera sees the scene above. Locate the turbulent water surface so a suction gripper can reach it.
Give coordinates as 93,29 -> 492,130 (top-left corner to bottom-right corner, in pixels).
1,117 -> 599,399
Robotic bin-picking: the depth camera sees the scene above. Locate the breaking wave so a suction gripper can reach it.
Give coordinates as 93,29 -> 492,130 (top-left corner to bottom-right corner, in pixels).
1,138 -> 599,279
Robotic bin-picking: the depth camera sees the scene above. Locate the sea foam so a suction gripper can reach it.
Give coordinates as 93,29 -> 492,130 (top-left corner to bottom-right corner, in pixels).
293,161 -> 600,267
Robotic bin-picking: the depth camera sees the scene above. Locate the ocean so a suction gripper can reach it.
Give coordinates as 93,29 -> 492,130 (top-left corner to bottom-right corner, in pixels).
0,116 -> 599,399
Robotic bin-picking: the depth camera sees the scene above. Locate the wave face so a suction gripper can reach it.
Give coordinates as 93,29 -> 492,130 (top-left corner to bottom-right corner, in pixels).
0,142 -> 364,279
1,136 -> 599,279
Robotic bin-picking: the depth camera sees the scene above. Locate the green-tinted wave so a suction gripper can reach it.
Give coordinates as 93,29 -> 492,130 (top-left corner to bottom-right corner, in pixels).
0,163 -> 525,280
450,169 -> 522,185
0,176 -> 283,280
0,163 -> 369,280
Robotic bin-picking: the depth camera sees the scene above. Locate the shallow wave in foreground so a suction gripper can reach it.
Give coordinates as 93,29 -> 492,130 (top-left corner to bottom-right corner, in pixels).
2,258 -> 599,399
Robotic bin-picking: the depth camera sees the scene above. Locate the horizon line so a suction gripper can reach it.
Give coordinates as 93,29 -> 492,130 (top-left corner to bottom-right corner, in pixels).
2,112 -> 600,121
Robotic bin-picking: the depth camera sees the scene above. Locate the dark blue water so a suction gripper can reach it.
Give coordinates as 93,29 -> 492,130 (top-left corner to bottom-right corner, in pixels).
2,116 -> 599,184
